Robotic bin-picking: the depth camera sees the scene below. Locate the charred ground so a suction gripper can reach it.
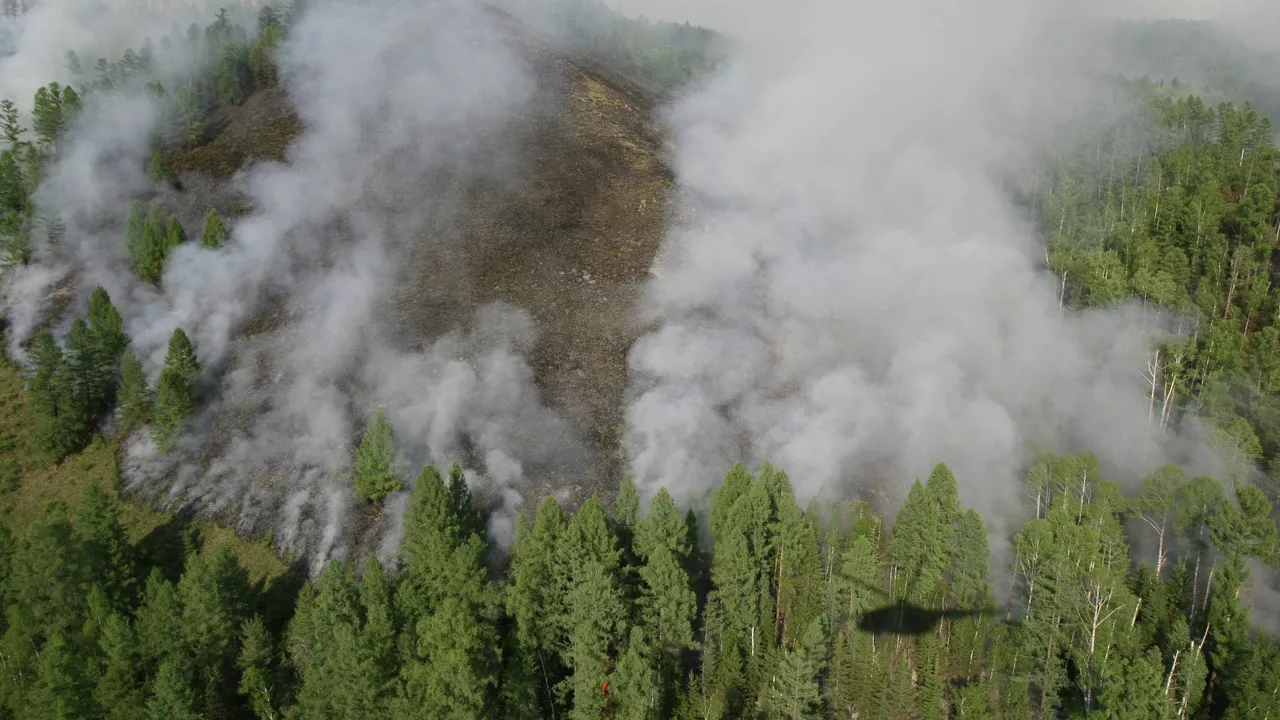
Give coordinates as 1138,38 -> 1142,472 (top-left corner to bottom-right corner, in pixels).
151,5 -> 675,504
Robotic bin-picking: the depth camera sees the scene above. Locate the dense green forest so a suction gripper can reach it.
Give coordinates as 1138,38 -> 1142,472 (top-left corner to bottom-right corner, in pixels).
0,456 -> 1277,719
1034,78 -> 1280,491
495,0 -> 727,90
1,4 -> 1280,720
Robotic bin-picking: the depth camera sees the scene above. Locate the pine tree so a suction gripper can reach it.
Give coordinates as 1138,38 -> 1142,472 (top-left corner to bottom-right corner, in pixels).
612,627 -> 657,720
117,348 -> 153,431
0,99 -> 24,148
148,151 -> 172,185
147,658 -> 201,720
63,317 -> 104,420
766,618 -> 826,719
76,480 -> 136,610
32,83 -> 65,149
887,479 -> 948,605
636,487 -> 697,706
28,322 -> 93,459
200,208 -> 228,249
136,204 -> 169,284
557,495 -> 628,718
289,560 -> 379,719
614,474 -> 641,545
165,216 -> 186,252
28,631 -> 95,719
24,331 -> 63,420
177,84 -> 202,148
94,612 -> 145,720
237,617 -> 279,720
505,497 -> 570,718
357,557 -> 398,705
353,409 -> 401,503
124,201 -> 146,271
87,287 -> 128,366
151,328 -> 198,452
447,462 -> 482,538
396,465 -> 499,717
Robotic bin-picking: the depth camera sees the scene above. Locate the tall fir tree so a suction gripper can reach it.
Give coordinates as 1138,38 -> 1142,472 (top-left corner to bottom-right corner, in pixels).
117,347 -> 153,431
200,208 -> 229,249
151,327 -> 199,451
353,409 -> 401,503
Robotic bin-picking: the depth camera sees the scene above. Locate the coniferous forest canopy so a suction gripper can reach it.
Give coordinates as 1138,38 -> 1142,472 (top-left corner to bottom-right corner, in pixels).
0,1 -> 1278,720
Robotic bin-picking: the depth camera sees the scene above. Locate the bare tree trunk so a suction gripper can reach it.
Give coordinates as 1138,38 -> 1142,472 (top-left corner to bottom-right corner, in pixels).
1161,374 -> 1178,433
1224,249 -> 1242,320
1165,649 -> 1181,695
1146,349 -> 1161,425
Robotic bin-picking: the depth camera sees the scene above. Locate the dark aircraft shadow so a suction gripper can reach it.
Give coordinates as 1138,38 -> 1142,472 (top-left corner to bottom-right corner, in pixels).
850,579 -> 1017,635
856,601 -> 1001,635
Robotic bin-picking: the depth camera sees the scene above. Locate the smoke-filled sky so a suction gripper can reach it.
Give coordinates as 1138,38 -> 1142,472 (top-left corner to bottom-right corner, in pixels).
0,0 -> 1266,575
620,0 -> 1225,549
601,0 -> 1278,38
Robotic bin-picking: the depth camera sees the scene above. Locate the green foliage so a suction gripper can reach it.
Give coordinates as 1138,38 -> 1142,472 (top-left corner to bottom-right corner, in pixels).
150,328 -> 199,452
352,409 -> 402,503
32,82 -> 66,149
147,151 -> 172,185
0,426 -> 1274,720
116,348 -> 153,432
128,202 -> 185,284
1039,88 -> 1280,484
200,208 -> 229,249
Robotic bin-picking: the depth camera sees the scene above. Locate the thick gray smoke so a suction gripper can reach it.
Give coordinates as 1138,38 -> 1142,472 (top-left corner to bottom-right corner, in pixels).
4,0 -> 585,570
622,0 -> 1222,541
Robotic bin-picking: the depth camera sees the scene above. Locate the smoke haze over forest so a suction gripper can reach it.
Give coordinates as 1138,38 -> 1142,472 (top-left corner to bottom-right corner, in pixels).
0,0 -> 1275,571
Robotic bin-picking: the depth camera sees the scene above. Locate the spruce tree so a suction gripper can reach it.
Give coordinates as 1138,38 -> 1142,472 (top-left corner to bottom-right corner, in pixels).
353,409 -> 401,503
63,317 -> 104,419
151,327 -> 198,452
200,208 -> 228,249
124,200 -> 145,270
29,631 -> 94,719
136,203 -> 168,284
636,487 -> 696,713
612,627 -> 657,720
237,617 -> 279,720
165,216 -> 186,252
94,612 -> 145,719
117,348 -> 152,431
75,480 -> 135,610
766,618 -> 826,720
147,658 -> 201,720
24,331 -> 63,421
31,83 -> 65,149
0,98 -> 24,148
148,151 -> 172,185
87,287 -> 128,365
397,465 -> 499,718
447,462 -> 482,538
557,495 -> 628,718
505,497 -> 570,718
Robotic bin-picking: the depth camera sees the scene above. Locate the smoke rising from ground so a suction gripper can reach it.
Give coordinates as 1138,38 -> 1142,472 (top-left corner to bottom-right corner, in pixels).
623,0 -> 1222,539
5,0 -> 586,570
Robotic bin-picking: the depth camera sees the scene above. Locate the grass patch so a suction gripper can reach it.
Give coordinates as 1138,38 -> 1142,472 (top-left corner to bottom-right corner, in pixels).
0,361 -> 285,583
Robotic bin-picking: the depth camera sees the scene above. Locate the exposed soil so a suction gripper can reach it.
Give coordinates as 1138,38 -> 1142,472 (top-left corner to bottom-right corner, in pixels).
161,7 -> 675,497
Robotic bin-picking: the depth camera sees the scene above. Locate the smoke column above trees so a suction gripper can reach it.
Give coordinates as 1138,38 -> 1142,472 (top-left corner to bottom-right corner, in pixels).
622,0 -> 1225,536
2,0 -> 587,570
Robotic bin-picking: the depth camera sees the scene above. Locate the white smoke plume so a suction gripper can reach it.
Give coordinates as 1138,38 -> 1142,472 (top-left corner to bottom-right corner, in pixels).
622,0 -> 1224,542
4,0 -> 587,570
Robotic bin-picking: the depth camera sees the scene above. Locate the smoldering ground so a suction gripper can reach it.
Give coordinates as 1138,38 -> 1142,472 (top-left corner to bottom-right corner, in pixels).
5,0 -> 592,571
621,0 -> 1228,553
